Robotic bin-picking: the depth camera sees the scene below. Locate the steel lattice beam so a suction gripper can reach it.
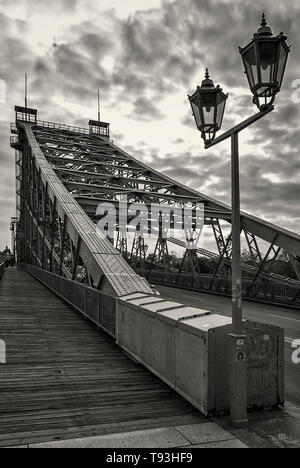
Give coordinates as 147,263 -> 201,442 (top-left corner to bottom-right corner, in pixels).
13,116 -> 153,297
11,108 -> 300,305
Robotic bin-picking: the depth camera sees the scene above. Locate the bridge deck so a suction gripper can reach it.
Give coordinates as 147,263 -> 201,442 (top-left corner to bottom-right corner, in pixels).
0,270 -> 203,447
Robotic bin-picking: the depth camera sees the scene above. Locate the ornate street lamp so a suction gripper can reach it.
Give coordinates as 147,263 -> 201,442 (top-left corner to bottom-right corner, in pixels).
188,69 -> 228,144
188,14 -> 290,429
240,13 -> 290,110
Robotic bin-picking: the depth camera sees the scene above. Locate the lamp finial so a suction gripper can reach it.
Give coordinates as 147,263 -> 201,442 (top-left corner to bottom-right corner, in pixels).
201,68 -> 214,87
261,12 -> 267,27
257,12 -> 273,36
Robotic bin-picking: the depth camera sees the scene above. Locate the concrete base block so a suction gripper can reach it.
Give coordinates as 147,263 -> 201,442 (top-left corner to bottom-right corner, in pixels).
117,295 -> 284,416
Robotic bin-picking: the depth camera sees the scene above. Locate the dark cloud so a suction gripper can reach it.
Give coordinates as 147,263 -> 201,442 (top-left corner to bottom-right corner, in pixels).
0,0 -> 299,248
131,96 -> 165,120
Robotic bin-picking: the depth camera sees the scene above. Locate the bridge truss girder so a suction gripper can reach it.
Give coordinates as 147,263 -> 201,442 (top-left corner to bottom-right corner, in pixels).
14,120 -> 152,297
11,107 -> 300,305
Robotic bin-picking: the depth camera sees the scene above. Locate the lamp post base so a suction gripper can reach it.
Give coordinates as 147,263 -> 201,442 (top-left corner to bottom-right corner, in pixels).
230,418 -> 249,429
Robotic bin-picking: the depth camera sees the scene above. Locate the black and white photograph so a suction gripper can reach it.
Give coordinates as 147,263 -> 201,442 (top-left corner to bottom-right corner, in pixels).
0,0 -> 299,453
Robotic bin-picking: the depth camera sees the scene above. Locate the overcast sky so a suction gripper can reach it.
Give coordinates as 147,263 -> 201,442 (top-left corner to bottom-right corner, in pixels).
0,0 -> 299,250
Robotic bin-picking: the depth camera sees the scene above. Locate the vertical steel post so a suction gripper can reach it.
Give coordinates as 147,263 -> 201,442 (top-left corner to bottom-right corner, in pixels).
25,73 -> 28,108
98,90 -> 101,123
229,132 -> 248,428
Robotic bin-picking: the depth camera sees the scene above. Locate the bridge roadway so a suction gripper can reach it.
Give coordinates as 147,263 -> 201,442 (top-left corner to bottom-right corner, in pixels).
0,270 -> 203,447
0,269 -> 299,447
157,285 -> 300,407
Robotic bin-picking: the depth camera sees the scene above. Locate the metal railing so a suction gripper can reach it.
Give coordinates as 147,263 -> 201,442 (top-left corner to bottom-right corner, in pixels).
35,120 -> 91,135
168,237 -> 300,287
11,120 -> 90,136
11,120 -> 115,143
34,120 -> 114,143
139,270 -> 300,309
16,112 -> 37,123
10,136 -> 19,147
0,263 -> 5,281
18,264 -> 116,337
10,123 -> 18,134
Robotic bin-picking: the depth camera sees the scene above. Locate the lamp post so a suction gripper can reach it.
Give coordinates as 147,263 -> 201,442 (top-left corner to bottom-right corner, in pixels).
188,14 -> 290,428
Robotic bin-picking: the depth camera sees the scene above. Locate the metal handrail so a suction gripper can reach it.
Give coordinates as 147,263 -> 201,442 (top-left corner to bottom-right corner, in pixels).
35,120 -> 90,135
34,120 -> 114,143
10,136 -> 19,145
11,120 -> 114,143
18,263 -> 116,337
140,269 -> 300,309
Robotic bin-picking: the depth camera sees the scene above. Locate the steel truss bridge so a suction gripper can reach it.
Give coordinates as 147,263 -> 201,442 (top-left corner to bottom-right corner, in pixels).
10,106 -> 300,307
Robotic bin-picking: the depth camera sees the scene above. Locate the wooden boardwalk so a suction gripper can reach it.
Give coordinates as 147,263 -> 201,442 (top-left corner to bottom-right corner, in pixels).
0,270 -> 203,447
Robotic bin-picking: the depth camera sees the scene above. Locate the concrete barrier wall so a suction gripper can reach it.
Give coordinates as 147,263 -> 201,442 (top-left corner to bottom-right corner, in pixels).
116,293 -> 284,415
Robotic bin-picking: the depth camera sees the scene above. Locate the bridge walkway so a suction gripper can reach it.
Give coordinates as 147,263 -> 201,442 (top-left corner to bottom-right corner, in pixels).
0,270 -> 203,447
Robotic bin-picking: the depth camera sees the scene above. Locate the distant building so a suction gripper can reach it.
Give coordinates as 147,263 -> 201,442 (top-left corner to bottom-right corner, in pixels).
0,246 -> 12,263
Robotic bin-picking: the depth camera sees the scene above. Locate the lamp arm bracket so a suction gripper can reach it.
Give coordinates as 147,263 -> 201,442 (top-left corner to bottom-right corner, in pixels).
205,104 -> 274,149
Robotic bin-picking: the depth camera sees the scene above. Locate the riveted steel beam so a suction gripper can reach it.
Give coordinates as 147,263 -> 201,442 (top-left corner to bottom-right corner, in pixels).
12,113 -> 300,306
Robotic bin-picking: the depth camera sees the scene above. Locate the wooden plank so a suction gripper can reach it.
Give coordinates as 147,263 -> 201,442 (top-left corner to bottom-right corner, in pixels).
0,270 -> 204,446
